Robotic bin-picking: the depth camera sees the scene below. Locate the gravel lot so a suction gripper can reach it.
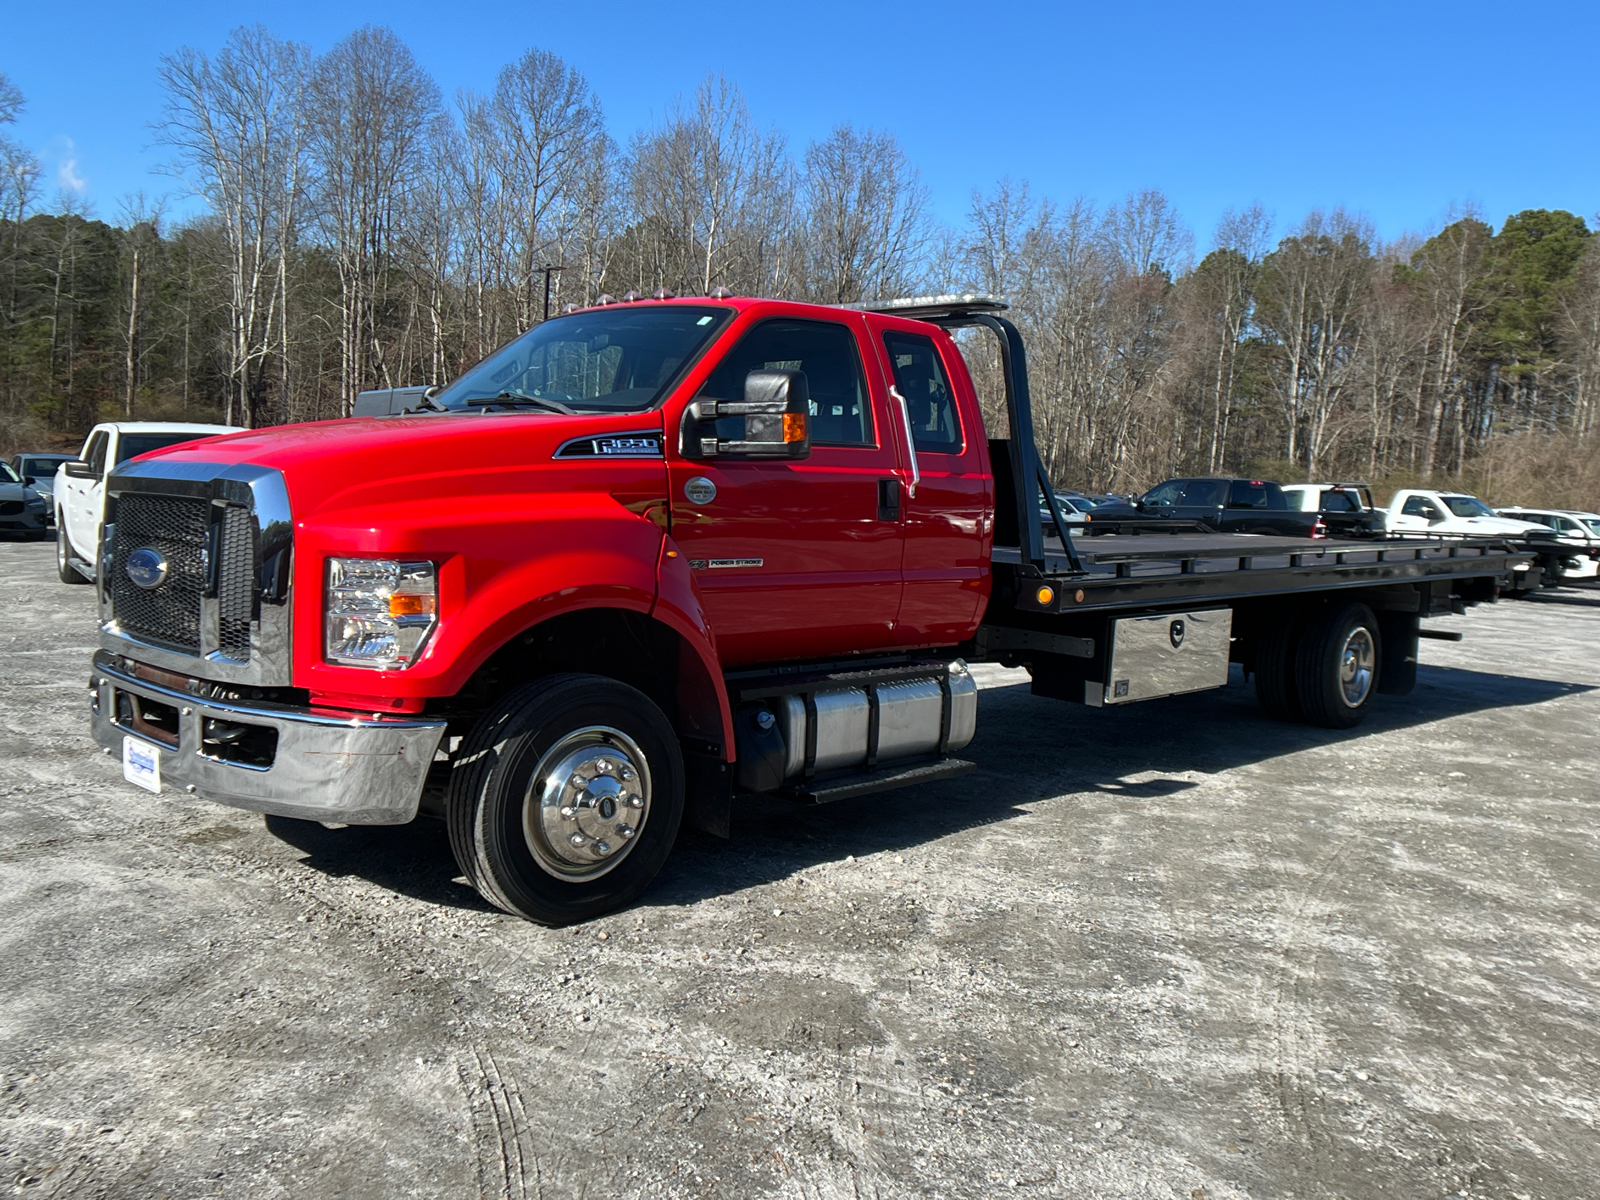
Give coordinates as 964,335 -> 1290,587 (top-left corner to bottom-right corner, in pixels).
2,537 -> 1598,1199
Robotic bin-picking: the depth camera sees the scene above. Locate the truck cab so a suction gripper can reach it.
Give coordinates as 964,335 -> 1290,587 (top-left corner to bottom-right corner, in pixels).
88,298 -> 991,924
1385,489 -> 1546,538
54,421 -> 242,584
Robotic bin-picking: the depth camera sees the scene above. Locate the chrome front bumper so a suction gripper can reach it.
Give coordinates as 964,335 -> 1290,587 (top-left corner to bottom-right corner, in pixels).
89,651 -> 447,825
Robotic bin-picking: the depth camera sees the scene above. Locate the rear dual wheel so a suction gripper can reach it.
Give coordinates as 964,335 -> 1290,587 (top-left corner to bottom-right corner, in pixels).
1255,601 -> 1382,729
446,673 -> 684,925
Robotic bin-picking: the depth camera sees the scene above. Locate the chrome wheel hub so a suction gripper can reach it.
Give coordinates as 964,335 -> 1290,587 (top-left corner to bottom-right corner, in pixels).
1339,627 -> 1375,708
523,726 -> 650,881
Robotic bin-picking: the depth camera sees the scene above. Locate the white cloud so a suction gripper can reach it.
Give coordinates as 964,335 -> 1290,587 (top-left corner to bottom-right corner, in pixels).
55,137 -> 86,192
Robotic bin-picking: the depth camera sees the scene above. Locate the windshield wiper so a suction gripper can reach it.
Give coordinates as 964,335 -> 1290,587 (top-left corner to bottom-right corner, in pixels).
457,392 -> 576,415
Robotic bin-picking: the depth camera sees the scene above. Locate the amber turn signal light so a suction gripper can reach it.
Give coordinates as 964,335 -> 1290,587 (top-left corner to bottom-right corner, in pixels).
1035,586 -> 1055,606
389,593 -> 438,617
783,413 -> 807,443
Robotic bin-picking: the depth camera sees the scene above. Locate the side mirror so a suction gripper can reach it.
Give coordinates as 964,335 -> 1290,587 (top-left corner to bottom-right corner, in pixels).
63,460 -> 96,480
679,369 -> 811,461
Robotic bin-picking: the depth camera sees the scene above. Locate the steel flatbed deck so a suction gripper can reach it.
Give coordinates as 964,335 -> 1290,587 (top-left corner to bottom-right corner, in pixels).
991,533 -> 1533,615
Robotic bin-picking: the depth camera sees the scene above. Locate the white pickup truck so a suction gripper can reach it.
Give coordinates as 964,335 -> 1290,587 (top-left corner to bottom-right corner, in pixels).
1384,489 -> 1548,539
1495,507 -> 1600,580
54,421 -> 241,584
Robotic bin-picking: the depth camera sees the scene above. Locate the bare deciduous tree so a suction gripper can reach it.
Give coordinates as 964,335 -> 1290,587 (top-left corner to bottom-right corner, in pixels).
306,25 -> 439,412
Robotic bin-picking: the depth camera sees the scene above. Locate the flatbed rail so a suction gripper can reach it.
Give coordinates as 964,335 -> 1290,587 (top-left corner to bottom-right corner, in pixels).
993,534 -> 1532,614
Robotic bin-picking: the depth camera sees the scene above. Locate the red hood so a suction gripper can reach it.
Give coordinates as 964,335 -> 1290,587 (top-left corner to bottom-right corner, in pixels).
143,412 -> 665,517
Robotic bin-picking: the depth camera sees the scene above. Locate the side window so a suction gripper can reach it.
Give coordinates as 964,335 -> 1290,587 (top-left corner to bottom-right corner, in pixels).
700,318 -> 872,446
1319,489 -> 1358,512
1401,496 -> 1432,518
1229,481 -> 1269,509
1143,481 -> 1183,507
1183,480 -> 1227,507
1556,517 -> 1579,533
85,432 -> 110,476
883,331 -> 962,454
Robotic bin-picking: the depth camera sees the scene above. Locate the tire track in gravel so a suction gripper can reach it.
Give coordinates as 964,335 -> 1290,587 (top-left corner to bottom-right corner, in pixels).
1258,829 -> 1356,1194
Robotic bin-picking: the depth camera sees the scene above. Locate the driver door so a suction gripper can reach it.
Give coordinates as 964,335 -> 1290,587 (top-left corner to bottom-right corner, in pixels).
1391,495 -> 1440,532
666,314 -> 904,668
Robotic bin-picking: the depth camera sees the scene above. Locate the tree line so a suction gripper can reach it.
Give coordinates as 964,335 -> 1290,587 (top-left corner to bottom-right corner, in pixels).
2,26 -> 1597,508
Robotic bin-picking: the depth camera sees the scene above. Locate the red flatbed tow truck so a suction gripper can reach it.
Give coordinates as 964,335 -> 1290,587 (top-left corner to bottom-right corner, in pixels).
89,294 -> 1533,923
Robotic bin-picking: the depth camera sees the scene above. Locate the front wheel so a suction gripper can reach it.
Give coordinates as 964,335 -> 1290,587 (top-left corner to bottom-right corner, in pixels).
1294,602 -> 1382,729
57,523 -> 90,584
446,674 -> 685,925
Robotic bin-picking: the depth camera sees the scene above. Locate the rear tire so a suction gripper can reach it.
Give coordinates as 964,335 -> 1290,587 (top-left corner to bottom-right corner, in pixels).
57,523 -> 90,584
1294,602 -> 1382,729
446,673 -> 684,926
1253,615 -> 1302,721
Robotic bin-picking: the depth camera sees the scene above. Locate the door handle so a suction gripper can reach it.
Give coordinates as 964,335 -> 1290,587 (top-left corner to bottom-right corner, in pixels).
890,385 -> 919,498
877,478 -> 900,521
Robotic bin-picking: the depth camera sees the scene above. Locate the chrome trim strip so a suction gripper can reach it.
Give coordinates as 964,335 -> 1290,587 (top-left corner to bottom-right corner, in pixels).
90,651 -> 444,825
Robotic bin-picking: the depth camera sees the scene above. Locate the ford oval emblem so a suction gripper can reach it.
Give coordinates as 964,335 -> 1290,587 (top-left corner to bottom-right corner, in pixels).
126,546 -> 169,589
1169,619 -> 1186,649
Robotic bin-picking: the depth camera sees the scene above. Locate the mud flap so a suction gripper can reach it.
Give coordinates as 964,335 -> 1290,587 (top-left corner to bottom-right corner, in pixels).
682,747 -> 732,838
1376,610 -> 1418,695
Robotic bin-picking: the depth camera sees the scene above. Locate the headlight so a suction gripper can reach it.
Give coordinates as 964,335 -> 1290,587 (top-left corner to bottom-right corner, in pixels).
324,558 -> 437,669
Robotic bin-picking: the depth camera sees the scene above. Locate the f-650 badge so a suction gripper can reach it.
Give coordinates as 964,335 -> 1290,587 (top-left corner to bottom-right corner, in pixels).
555,432 -> 663,459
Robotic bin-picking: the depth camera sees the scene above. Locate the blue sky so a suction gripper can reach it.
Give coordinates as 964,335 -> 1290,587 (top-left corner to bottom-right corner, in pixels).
6,0 -> 1597,249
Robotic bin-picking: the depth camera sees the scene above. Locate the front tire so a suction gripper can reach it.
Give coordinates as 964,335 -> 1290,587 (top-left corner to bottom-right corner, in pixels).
57,523 -> 90,584
1294,602 -> 1382,729
446,674 -> 684,925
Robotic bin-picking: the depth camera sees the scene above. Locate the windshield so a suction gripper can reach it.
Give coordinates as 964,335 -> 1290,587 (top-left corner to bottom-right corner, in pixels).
1582,517 -> 1600,537
435,305 -> 731,414
0,462 -> 18,483
116,433 -> 217,464
1443,495 -> 1496,518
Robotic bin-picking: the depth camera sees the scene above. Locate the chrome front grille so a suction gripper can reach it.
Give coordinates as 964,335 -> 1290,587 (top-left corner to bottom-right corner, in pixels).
101,461 -> 293,688
109,494 -> 213,652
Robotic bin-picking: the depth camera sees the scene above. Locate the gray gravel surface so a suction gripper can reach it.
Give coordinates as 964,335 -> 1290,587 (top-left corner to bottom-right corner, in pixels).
2,538 -> 1598,1199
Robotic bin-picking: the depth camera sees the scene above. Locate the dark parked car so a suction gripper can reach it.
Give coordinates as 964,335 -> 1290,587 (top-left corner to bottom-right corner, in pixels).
1087,477 -> 1324,538
10,453 -> 74,523
0,460 -> 49,538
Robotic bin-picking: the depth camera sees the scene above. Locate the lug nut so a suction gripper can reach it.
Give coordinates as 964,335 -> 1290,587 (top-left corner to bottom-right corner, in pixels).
620,766 -> 635,780
595,841 -> 612,855
568,833 -> 586,847
618,825 -> 634,839
628,795 -> 644,809
568,772 -> 585,787
559,806 -> 576,819
596,759 -> 614,774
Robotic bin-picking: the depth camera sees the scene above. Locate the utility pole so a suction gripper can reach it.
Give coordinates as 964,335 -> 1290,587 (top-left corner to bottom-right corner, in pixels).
541,264 -> 565,322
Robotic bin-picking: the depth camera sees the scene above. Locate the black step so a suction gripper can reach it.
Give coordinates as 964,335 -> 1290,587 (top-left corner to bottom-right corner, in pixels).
782,758 -> 976,805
